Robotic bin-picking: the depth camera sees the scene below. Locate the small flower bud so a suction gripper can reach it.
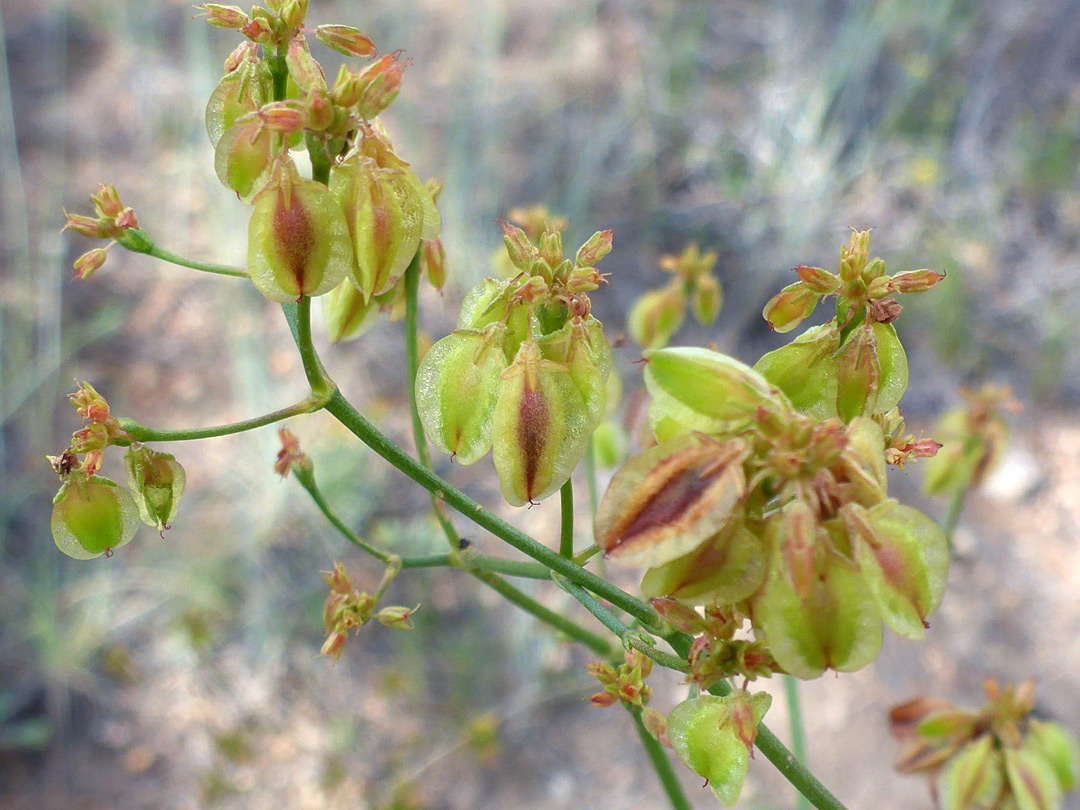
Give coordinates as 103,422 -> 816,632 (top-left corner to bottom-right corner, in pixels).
223,41 -> 259,73
376,604 -> 419,629
280,0 -> 307,30
240,16 -> 274,44
320,630 -> 348,662
73,246 -> 111,280
420,238 -> 447,289
315,24 -> 378,58
115,207 -> 139,230
868,297 -> 903,323
275,427 -> 313,479
691,274 -> 723,325
500,220 -> 538,271
641,707 -> 670,746
575,229 -> 613,267
286,39 -> 326,94
252,100 -> 308,135
63,211 -> 109,239
649,597 -> 706,635
354,53 -> 407,119
69,381 -> 111,423
90,184 -> 124,219
794,265 -> 840,294
589,691 -> 618,708
889,268 -> 946,294
762,282 -> 820,333
195,4 -> 249,29
538,227 -> 563,269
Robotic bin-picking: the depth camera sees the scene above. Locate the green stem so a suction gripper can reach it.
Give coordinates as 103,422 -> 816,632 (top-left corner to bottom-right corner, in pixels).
784,674 -> 812,810
469,568 -> 613,657
120,232 -> 248,278
942,488 -> 965,548
270,44 -> 288,102
458,550 -> 552,580
116,396 -> 324,443
629,706 -> 693,810
559,478 -> 574,558
307,132 -> 332,186
553,574 -> 688,672
295,297 -> 334,399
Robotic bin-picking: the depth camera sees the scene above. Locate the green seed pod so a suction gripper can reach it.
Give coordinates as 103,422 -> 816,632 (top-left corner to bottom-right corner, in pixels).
842,500 -> 948,640
536,318 -> 611,429
415,326 -> 508,465
763,282 -> 820,333
491,341 -> 591,505
750,543 -> 882,679
938,735 -> 1005,810
214,118 -> 279,203
205,60 -> 270,148
595,434 -> 749,568
627,284 -> 685,350
753,323 -> 841,421
1026,720 -> 1080,792
51,473 -> 139,560
322,280 -> 381,342
873,322 -> 909,414
1004,745 -> 1063,810
644,346 -> 784,435
247,159 -> 353,302
835,323 -> 881,421
666,692 -> 772,807
691,273 -> 723,326
646,398 -> 694,443
329,157 -> 424,299
124,446 -> 186,530
640,520 -> 767,605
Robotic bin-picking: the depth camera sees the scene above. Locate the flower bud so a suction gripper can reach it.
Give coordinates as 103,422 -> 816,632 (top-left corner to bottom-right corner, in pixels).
376,604 -> 418,630
795,265 -> 840,294
51,473 -> 140,559
63,211 -> 109,239
280,0 -> 307,30
666,692 -> 772,806
330,157 -> 425,299
213,117 -> 278,202
890,268 -> 945,294
286,39 -> 326,95
641,707 -> 669,746
839,230 -> 872,282
749,545 -> 882,679
753,323 -> 840,421
491,341 -> 592,505
416,327 -> 508,465
195,4 -> 249,29
648,597 -> 706,635
643,345 -> 782,435
691,274 -> 723,325
73,246 -> 110,280
124,446 -> 186,531
575,229 -> 613,267
538,227 -> 563,268
420,238 -> 447,289
842,500 -> 948,640
354,53 -> 407,119
322,279 -> 382,342
240,16 -> 274,44
937,735 -> 1005,810
763,282 -> 819,333
500,220 -> 538,271
274,426 -> 312,480
595,433 -> 749,568
639,520 -> 767,605
247,159 -> 353,302
627,284 -> 685,350
315,24 -> 378,58
90,183 -> 123,219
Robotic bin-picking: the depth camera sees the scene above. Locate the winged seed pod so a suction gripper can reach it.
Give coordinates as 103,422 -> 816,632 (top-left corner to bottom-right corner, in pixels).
1004,746 -> 1063,810
1026,721 -> 1080,793
749,541 -> 883,679
415,326 -> 508,465
322,280 -> 382,342
643,346 -> 784,435
329,157 -> 425,299
666,692 -> 772,807
628,284 -> 686,350
938,734 -> 1005,810
491,341 -> 592,505
842,500 -> 948,639
205,57 -> 269,147
595,433 -> 749,568
536,317 -> 611,428
124,446 -> 186,531
639,519 -> 767,605
51,473 -> 140,560
247,159 -> 353,302
753,322 -> 840,421
214,117 -> 280,202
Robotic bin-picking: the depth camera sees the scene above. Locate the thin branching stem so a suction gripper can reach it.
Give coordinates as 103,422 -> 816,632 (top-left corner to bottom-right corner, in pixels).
785,674 -> 812,810
629,706 -> 693,810
559,479 -> 574,558
122,234 -> 249,278
117,395 -> 325,443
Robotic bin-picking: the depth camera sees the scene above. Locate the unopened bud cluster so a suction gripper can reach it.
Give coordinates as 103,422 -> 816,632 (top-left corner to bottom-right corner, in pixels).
596,231 -> 949,680
63,185 -> 141,279
586,650 -> 653,709
48,383 -> 185,559
321,562 -> 417,662
628,243 -> 723,349
891,681 -> 1079,810
415,223 -> 614,505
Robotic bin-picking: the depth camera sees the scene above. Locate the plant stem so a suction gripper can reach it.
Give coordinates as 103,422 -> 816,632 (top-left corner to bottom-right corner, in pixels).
942,488 -> 965,548
553,574 -> 688,672
121,233 -> 249,278
116,395 -> 324,443
559,478 -> 574,558
457,550 -> 552,580
629,706 -> 693,810
295,296 -> 334,399
784,674 -> 812,810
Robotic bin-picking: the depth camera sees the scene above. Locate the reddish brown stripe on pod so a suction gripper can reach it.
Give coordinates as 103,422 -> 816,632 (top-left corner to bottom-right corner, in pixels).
272,185 -> 316,291
516,382 -> 549,500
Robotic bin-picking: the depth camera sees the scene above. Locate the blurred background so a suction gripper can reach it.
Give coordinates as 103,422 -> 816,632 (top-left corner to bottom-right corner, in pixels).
2,0 -> 1079,807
